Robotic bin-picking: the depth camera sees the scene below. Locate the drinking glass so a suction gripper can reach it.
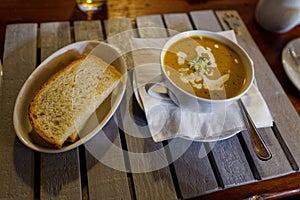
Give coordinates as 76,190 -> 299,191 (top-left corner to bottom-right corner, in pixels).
76,0 -> 106,12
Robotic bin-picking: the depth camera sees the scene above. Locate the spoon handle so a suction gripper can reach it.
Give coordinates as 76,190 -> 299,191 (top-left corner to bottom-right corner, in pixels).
238,100 -> 272,161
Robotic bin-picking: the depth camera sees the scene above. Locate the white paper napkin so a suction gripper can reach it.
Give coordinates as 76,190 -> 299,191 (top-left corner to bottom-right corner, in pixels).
131,30 -> 273,142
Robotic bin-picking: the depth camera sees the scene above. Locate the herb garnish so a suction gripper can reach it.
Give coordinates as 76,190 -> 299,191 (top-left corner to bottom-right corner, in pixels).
188,56 -> 211,73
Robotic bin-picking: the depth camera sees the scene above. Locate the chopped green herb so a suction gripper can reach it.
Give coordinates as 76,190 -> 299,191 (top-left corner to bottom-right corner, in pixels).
188,56 -> 210,73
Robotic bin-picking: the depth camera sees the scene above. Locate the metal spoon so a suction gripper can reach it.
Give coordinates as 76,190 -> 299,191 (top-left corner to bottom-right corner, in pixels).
238,99 -> 272,161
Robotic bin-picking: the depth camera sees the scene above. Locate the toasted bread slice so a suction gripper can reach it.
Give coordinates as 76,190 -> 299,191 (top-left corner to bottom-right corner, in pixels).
28,55 -> 122,148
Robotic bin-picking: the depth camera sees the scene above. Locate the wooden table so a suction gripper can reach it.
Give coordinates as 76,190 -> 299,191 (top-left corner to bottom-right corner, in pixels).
1,1 -> 300,200
0,0 -> 299,115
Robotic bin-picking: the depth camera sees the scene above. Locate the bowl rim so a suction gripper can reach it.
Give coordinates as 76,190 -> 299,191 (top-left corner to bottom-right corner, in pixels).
160,30 -> 254,104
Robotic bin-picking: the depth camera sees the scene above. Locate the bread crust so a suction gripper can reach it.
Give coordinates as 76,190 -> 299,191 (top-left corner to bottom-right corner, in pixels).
28,55 -> 122,148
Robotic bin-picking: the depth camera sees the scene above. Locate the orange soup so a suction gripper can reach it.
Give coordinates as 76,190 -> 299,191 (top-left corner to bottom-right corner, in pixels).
163,35 -> 247,100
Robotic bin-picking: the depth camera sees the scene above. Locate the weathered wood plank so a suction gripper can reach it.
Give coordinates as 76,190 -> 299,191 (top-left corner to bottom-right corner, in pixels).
168,139 -> 219,198
112,71 -> 177,199
104,18 -> 137,70
74,20 -> 104,41
40,22 -> 72,61
163,13 -> 219,198
39,22 -> 82,200
215,10 -> 295,178
0,23 -> 37,199
116,15 -> 177,199
118,104 -> 177,200
208,137 -> 255,187
83,120 -> 131,200
136,14 -> 168,38
40,150 -> 81,199
190,10 -> 223,32
134,15 -> 176,199
163,13 -> 193,36
190,10 -> 256,187
73,20 -> 132,200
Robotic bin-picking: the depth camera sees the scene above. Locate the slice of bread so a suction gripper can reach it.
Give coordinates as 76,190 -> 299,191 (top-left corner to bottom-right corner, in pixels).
28,55 -> 122,148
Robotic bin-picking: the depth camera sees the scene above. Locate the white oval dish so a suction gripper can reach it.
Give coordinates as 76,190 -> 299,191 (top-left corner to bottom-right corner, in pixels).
13,40 -> 127,153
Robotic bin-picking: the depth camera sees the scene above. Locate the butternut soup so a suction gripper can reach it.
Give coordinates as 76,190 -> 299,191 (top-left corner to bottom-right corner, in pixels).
163,35 -> 247,100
